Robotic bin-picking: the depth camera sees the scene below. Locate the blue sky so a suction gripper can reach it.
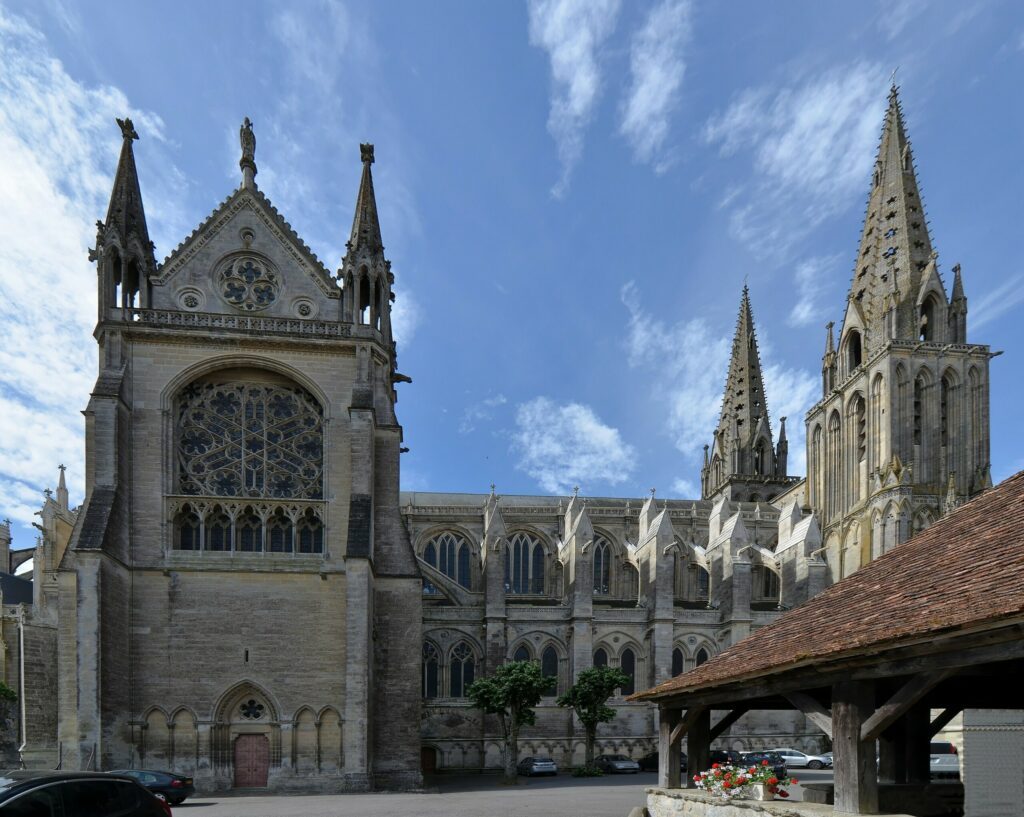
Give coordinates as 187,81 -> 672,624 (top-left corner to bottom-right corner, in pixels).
1,0 -> 1023,551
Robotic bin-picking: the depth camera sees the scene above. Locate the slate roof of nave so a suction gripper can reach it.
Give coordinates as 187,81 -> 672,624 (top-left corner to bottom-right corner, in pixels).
154,184 -> 339,295
633,469 -> 1024,701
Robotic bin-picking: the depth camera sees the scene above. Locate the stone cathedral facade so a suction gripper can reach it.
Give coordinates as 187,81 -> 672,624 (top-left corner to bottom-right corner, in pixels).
0,87 -> 993,789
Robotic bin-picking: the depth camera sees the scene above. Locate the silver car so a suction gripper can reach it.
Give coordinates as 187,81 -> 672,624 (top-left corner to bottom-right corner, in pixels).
595,754 -> 641,774
517,756 -> 558,776
769,748 -> 833,769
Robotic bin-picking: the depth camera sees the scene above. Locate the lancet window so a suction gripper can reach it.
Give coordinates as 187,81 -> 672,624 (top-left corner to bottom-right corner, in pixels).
593,537 -> 611,595
449,642 -> 476,698
505,532 -> 545,594
422,532 -> 472,590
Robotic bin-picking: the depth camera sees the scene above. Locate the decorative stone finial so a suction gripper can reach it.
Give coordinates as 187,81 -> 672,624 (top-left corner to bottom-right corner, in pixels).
360,143 -> 375,165
240,117 -> 257,188
44,488 -> 53,499
650,488 -> 656,498
572,486 -> 580,497
116,117 -> 138,141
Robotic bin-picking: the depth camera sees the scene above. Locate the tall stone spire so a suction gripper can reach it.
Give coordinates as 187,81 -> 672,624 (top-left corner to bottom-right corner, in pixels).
949,262 -> 968,342
103,118 -> 154,266
347,143 -> 384,255
701,287 -> 796,502
91,117 -> 156,311
846,86 -> 938,352
56,464 -> 69,511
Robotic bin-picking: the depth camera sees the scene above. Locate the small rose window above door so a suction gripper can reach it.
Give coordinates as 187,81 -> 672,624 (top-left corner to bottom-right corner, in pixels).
239,699 -> 265,720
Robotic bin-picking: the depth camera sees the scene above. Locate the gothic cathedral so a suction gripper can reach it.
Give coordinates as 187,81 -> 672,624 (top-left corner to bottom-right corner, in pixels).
0,86 -> 992,789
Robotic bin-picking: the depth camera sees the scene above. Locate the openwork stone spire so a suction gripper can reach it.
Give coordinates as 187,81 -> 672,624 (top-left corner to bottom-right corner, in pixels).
846,86 -> 937,351
701,287 -> 795,501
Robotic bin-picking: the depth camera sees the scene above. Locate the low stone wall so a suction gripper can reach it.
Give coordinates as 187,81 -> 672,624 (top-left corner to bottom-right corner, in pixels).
646,787 -> 917,817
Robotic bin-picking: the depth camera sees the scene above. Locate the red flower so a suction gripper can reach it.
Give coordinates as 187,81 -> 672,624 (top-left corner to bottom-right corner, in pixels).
711,762 -> 720,769
748,767 -> 757,774
761,760 -> 770,766
723,782 -> 732,789
767,777 -> 778,786
791,778 -> 799,784
778,790 -> 790,798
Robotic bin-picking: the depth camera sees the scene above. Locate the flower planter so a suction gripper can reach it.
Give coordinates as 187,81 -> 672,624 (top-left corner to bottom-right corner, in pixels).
749,783 -> 774,801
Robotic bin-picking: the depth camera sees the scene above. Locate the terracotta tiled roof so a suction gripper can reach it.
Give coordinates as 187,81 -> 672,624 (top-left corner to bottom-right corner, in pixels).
633,471 -> 1024,701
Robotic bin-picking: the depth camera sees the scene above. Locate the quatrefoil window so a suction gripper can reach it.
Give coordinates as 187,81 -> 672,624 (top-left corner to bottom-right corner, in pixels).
240,699 -> 265,720
218,256 -> 279,312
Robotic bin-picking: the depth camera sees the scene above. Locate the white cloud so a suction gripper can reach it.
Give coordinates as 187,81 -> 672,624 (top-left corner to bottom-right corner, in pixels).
620,0 -> 691,170
390,287 -> 421,348
670,477 -> 697,497
703,62 -> 888,262
512,397 -> 636,494
460,394 -> 508,435
970,272 -> 1024,331
0,9 -> 183,526
876,0 -> 927,41
528,0 -> 621,197
787,254 -> 844,328
622,282 -> 817,479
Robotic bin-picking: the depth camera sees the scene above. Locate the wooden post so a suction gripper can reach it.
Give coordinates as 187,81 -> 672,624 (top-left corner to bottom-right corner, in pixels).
686,708 -> 711,790
903,704 -> 930,784
833,680 -> 878,815
658,708 -> 682,789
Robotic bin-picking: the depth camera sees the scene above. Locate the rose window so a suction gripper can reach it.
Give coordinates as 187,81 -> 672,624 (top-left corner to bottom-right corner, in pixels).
239,699 -> 265,720
218,256 -> 279,311
177,381 -> 323,499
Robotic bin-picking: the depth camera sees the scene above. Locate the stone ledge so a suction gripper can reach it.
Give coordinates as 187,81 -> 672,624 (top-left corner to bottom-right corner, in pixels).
646,787 -> 915,817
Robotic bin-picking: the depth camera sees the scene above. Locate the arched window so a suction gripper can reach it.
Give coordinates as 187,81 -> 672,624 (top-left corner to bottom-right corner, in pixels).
846,330 -> 863,371
423,643 -> 440,699
541,646 -> 558,695
623,562 -> 639,602
753,440 -> 768,475
695,648 -> 709,667
513,645 -> 531,663
620,649 -> 636,696
593,538 -> 611,595
671,648 -> 684,677
919,296 -> 938,341
811,424 -> 823,509
236,510 -> 263,552
691,565 -> 710,602
450,642 -> 475,698
296,509 -> 323,554
177,378 -> 324,500
940,376 -> 950,448
827,412 -> 842,520
505,532 -> 545,594
425,532 -> 472,589
854,395 -> 866,463
751,565 -> 780,603
913,375 -> 925,446
206,507 -> 231,551
177,508 -> 201,551
871,375 -> 884,468
268,510 -> 293,553
594,648 -> 608,668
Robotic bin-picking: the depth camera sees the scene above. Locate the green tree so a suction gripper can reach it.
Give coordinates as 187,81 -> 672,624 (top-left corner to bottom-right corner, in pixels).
467,660 -> 553,783
557,666 -> 630,771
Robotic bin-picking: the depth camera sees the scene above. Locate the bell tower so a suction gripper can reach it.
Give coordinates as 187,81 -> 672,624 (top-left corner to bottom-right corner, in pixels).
805,86 -> 993,580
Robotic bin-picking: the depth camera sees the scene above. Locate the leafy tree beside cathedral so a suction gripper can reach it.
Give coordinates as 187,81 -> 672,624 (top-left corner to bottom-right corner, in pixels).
467,661 -> 554,783
557,666 -> 630,773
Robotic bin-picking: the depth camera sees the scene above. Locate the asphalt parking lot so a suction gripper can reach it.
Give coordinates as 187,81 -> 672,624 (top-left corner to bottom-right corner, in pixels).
177,769 -> 836,816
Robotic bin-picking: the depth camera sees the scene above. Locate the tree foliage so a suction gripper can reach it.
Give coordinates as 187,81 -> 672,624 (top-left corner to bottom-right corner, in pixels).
557,666 -> 630,770
467,660 -> 553,782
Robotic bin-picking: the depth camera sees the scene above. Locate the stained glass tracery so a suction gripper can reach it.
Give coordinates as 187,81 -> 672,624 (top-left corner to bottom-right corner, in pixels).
177,381 -> 323,500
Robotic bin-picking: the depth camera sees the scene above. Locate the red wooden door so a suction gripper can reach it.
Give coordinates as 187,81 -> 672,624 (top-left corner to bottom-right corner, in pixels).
234,734 -> 270,788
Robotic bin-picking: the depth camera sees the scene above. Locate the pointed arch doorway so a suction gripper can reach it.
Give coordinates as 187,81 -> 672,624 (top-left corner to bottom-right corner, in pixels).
234,734 -> 269,788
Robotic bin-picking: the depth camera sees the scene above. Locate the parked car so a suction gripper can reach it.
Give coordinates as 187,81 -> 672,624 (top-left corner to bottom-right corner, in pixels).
517,756 -> 558,776
740,751 -> 788,779
639,750 -> 687,772
769,747 -> 832,769
109,769 -> 195,805
0,771 -> 172,816
595,754 -> 641,774
708,749 -> 744,766
929,741 -> 960,779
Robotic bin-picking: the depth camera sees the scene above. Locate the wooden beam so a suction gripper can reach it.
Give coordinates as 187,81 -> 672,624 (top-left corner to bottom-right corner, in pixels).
861,668 -> 957,742
686,709 -> 711,790
709,707 -> 749,741
669,705 -> 707,745
929,706 -> 962,738
785,692 -> 833,739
